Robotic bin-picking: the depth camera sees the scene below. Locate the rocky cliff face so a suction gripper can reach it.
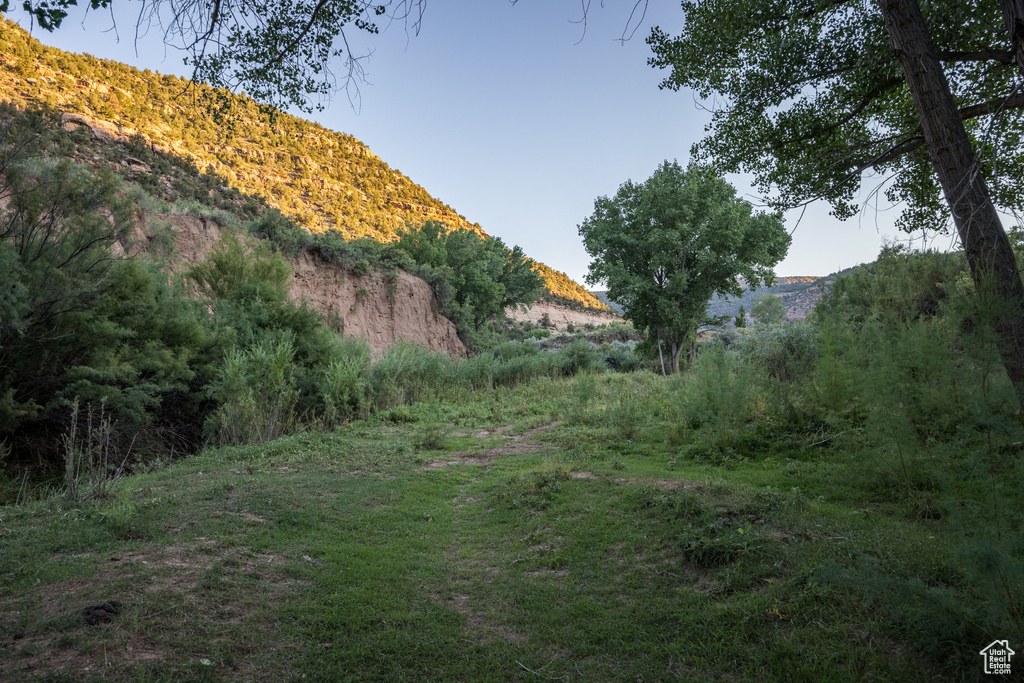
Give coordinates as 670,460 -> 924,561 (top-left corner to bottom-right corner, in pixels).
129,214 -> 467,358
289,251 -> 466,358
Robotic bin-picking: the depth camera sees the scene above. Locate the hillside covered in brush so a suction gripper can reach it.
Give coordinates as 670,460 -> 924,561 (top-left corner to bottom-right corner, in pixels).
706,275 -> 835,322
0,19 -> 607,311
594,275 -> 838,323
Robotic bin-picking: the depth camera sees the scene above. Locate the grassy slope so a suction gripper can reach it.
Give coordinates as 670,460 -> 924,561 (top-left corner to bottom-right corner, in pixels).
0,373 -> 959,681
0,19 -> 607,312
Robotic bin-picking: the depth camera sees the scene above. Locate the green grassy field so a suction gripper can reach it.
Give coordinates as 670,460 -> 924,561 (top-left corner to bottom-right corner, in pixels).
1,372 -> 993,681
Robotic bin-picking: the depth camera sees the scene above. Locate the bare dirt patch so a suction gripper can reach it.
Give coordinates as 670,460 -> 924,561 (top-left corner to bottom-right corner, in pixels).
624,477 -> 705,491
464,425 -> 515,439
505,300 -> 621,331
421,459 -> 457,470
227,511 -> 269,523
422,423 -> 560,470
508,422 -> 560,442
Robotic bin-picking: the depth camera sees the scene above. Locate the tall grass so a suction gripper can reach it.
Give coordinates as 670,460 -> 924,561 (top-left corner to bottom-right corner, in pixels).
319,338 -> 372,427
668,346 -> 765,458
210,339 -> 299,446
660,246 -> 1024,658
62,399 -> 128,502
368,341 -> 454,409
368,339 -> 609,410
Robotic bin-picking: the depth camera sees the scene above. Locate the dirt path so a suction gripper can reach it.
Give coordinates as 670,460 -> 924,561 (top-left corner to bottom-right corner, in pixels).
422,422 -> 560,470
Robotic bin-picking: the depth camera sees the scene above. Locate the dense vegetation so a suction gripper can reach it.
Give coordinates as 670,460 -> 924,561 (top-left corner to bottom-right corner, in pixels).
1,239 -> 1021,680
651,0 -> 1024,408
1,8 -> 1022,677
392,222 -> 544,333
0,105 -> 617,480
0,19 -> 608,311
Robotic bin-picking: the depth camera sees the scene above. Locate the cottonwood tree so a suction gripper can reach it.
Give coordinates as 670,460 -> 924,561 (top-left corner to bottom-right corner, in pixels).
579,161 -> 789,374
648,0 -> 1024,405
4,0 -> 428,112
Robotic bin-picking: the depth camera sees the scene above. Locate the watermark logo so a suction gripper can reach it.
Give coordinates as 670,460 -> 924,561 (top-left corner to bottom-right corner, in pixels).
980,640 -> 1015,675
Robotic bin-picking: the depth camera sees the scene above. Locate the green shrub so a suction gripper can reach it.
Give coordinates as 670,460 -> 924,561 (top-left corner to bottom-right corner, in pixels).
499,463 -> 572,510
556,340 -> 604,377
170,198 -> 237,227
569,373 -> 599,425
489,343 -> 552,387
209,339 -> 298,446
369,342 -> 452,409
393,222 -> 543,339
0,145 -> 221,468
188,231 -> 292,303
451,342 -> 559,391
319,338 -> 371,427
610,390 -> 643,441
673,346 -> 758,429
735,321 -> 817,383
603,340 -> 643,372
413,421 -> 449,451
188,228 -> 357,419
245,209 -> 311,256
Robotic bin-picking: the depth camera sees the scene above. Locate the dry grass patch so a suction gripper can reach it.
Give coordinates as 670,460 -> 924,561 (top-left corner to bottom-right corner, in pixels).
421,422 -> 560,470
429,589 -> 528,646
623,477 -> 707,491
1,540 -> 303,680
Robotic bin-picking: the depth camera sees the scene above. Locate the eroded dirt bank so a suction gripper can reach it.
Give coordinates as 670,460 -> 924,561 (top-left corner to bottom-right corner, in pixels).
129,214 -> 467,358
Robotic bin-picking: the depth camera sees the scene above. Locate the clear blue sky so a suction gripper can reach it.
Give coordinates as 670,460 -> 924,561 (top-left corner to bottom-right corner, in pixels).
17,1 -> 934,284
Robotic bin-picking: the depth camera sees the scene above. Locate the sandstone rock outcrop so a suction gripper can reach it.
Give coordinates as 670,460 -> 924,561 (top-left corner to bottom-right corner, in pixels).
506,299 -> 622,331
61,112 -> 137,145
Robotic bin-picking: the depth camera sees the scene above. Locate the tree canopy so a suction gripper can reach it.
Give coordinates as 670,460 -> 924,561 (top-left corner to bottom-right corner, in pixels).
649,0 -> 1024,405
751,294 -> 786,326
394,222 -> 543,333
648,0 -> 1024,231
579,161 -> 789,374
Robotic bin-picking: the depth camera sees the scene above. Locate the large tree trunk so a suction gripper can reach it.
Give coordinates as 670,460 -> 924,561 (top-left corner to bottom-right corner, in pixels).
999,0 -> 1024,79
879,0 -> 1024,409
657,333 -> 666,376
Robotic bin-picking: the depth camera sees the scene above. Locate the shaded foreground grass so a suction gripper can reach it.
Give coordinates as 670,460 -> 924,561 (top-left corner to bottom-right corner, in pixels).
0,374 -> 989,680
